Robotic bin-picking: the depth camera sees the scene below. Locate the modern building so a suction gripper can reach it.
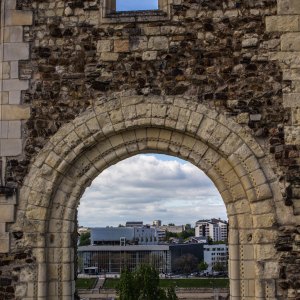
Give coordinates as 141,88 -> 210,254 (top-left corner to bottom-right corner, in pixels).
153,220 -> 162,227
91,227 -> 158,246
203,244 -> 229,274
78,245 -> 171,274
189,236 -> 207,244
170,243 -> 204,272
195,219 -> 228,242
78,243 -> 205,275
125,221 -> 143,227
159,225 -> 185,234
156,228 -> 166,241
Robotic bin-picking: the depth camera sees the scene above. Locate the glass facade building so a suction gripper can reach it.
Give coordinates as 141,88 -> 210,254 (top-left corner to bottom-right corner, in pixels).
78,245 -> 171,274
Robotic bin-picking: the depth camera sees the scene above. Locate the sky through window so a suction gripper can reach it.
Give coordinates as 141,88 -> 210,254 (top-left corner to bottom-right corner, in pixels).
116,0 -> 158,11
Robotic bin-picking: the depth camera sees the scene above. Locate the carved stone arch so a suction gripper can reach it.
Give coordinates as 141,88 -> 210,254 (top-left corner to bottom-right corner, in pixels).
17,95 -> 283,299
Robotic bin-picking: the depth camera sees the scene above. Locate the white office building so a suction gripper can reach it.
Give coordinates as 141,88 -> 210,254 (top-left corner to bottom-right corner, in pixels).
195,219 -> 228,242
204,244 -> 229,274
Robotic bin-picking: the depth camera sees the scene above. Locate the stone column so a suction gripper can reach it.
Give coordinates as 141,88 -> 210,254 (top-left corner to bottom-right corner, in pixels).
266,0 -> 300,213
0,0 -> 32,253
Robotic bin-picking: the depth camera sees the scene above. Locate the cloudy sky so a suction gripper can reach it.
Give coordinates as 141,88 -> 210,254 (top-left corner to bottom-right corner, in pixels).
78,154 -> 227,227
117,0 -> 158,11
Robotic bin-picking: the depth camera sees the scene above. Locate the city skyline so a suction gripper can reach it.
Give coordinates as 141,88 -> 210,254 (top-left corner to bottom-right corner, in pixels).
78,154 -> 227,227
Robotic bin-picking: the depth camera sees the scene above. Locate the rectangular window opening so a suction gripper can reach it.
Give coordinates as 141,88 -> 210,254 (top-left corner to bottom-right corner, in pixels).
116,0 -> 159,12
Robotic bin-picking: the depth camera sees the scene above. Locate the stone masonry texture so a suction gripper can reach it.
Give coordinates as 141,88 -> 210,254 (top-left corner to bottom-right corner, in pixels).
0,0 -> 299,299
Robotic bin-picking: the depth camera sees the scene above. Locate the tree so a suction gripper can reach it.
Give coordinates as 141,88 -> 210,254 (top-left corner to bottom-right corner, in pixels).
207,236 -> 213,245
79,231 -> 90,246
173,254 -> 198,276
213,261 -> 227,273
178,228 -> 195,240
167,286 -> 178,300
198,261 -> 208,272
118,268 -> 137,300
117,265 -> 178,300
185,224 -> 192,230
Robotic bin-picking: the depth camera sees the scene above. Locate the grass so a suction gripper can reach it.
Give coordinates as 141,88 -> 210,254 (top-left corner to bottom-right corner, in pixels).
159,278 -> 229,288
103,278 -> 229,289
103,278 -> 119,289
76,278 -> 97,289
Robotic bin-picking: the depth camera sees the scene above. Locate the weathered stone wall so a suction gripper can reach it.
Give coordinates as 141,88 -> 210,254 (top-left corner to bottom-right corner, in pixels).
18,0 -> 285,182
0,0 -> 299,299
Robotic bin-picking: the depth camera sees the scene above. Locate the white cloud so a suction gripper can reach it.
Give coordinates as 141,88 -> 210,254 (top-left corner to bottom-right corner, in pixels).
78,154 -> 226,227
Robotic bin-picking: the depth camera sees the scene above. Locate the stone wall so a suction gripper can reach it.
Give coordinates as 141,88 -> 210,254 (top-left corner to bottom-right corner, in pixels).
0,0 -> 299,299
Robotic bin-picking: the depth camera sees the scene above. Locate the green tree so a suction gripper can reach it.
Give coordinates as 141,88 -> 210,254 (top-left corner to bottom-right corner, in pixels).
207,236 -> 213,245
213,261 -> 227,272
167,286 -> 178,300
118,268 -> 137,300
79,232 -> 90,246
117,265 -> 178,300
179,228 -> 195,240
198,261 -> 208,272
185,224 -> 192,230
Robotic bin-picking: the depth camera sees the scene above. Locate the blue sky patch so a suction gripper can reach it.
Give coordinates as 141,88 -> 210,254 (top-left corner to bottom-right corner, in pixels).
117,0 -> 158,11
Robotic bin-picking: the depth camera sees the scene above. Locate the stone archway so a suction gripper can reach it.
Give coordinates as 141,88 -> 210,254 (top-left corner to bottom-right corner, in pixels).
17,95 -> 283,299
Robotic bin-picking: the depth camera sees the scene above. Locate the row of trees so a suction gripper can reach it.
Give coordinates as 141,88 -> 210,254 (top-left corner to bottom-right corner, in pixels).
117,265 -> 178,300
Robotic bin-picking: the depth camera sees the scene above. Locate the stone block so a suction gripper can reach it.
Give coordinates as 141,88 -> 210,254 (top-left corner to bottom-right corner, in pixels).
0,223 -> 5,233
0,138 -> 22,156
143,26 -> 161,36
9,91 -> 21,104
4,0 -> 16,9
3,43 -> 29,61
0,204 -> 15,222
5,10 -> 33,26
0,121 -> 9,138
291,108 -> 300,125
100,52 -> 119,61
148,36 -> 169,50
0,92 -> 9,104
114,40 -> 129,52
281,33 -> 300,51
0,233 -> 9,253
142,51 -> 157,61
97,40 -> 112,52
283,93 -> 300,107
253,213 -> 276,228
255,244 -> 277,260
243,261 -> 255,279
4,26 -> 23,43
8,121 -> 21,138
0,62 -> 10,80
2,105 -> 30,120
10,61 -> 19,79
278,0 -> 300,14
269,51 -> 300,68
265,16 -> 300,32
283,69 -> 300,80
130,36 -> 148,51
285,126 -> 300,145
3,79 -> 29,91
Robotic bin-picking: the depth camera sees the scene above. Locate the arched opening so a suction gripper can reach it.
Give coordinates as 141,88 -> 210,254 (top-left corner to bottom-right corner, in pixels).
19,96 -> 281,299
77,153 -> 228,294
